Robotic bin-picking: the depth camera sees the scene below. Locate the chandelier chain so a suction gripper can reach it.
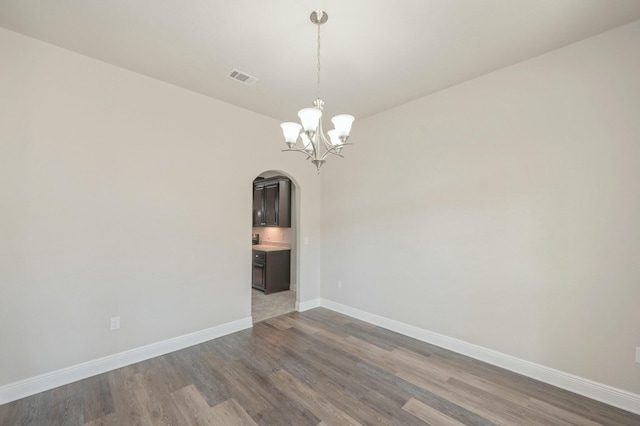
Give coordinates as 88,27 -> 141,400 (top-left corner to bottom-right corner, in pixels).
316,19 -> 321,98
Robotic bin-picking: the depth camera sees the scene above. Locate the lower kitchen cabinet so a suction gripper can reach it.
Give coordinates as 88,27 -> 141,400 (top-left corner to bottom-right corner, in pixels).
252,249 -> 290,294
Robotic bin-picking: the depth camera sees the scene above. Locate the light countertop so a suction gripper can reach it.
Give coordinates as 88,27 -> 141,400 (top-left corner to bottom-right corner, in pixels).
252,244 -> 291,252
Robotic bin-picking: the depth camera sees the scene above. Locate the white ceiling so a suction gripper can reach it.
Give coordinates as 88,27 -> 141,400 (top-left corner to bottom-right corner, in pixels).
2,1 -> 640,122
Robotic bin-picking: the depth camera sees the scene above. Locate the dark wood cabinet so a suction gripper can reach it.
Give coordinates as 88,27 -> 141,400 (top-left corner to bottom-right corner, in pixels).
252,185 -> 265,226
253,177 -> 291,227
252,250 -> 267,292
252,249 -> 290,294
263,182 -> 279,226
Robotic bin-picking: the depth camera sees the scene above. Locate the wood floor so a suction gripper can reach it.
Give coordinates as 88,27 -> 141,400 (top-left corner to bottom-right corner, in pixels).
1,308 -> 638,425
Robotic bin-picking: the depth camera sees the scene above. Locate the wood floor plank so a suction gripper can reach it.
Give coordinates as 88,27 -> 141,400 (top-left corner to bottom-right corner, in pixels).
0,399 -> 17,426
393,345 -> 557,421
39,382 -> 84,425
279,315 -> 325,335
290,340 -> 377,400
313,380 -> 399,425
201,353 -> 272,417
357,323 -> 441,358
345,334 -> 399,365
359,390 -> 427,426
269,369 -> 362,426
341,322 -> 399,351
202,329 -> 253,363
84,412 -> 120,426
392,346 -> 447,377
301,307 -> 353,325
264,316 -> 292,330
252,321 -> 314,353
2,307 -> 638,425
133,363 -> 186,425
443,352 -> 632,425
232,358 -> 324,426
249,381 -> 321,426
171,384 -> 219,426
353,356 -> 495,426
80,373 -> 115,423
9,392 -> 54,425
527,397 -> 605,426
169,347 -> 230,408
391,346 -> 584,425
451,376 -> 583,426
132,371 -> 172,424
105,368 -> 157,426
403,397 -> 466,426
397,366 -> 555,425
209,398 -> 258,426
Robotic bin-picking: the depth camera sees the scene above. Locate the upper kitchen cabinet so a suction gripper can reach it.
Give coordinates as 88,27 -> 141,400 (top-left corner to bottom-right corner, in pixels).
253,176 -> 291,227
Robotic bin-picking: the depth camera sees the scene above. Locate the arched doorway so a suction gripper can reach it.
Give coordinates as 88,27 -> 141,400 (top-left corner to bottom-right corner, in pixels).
251,170 -> 299,322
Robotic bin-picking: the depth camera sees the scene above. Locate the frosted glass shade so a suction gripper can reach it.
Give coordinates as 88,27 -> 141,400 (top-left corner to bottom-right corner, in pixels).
331,114 -> 355,137
298,108 -> 322,132
281,122 -> 302,144
327,129 -> 342,146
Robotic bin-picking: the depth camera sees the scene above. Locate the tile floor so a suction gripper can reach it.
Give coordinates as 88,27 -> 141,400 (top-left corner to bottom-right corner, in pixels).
251,289 -> 296,323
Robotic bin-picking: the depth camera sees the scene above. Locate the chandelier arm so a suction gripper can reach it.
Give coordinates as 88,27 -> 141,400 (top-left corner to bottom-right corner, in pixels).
316,118 -> 332,150
319,143 -> 352,161
281,147 -> 316,158
310,132 -> 320,158
322,151 -> 345,160
320,133 -> 333,150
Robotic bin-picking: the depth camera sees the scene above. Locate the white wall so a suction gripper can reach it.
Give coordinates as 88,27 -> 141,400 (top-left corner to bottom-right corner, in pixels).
0,27 -> 322,387
321,21 -> 640,394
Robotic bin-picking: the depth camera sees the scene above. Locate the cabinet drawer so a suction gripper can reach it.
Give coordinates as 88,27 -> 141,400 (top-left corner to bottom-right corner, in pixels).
252,251 -> 266,262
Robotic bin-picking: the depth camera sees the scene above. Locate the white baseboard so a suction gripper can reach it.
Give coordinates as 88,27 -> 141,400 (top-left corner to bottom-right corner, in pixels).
296,298 -> 321,312
320,299 -> 640,415
0,317 -> 253,405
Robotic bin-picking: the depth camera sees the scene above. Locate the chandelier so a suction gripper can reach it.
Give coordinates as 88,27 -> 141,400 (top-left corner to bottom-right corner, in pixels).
280,10 -> 355,173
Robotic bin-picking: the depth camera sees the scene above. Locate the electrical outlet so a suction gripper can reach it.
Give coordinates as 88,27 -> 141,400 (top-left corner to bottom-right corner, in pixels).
636,347 -> 640,364
281,233 -> 284,241
110,316 -> 120,331
303,237 -> 309,245
338,280 -> 342,289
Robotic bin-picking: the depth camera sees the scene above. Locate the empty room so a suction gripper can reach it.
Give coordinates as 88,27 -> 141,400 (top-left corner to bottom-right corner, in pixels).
1,1 -> 639,424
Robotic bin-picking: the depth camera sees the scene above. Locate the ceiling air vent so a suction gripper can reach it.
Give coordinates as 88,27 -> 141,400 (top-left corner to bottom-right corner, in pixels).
227,69 -> 258,86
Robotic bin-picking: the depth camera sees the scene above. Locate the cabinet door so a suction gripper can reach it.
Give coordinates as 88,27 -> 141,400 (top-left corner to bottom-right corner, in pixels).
263,183 -> 279,226
253,185 -> 265,226
252,262 -> 266,291
253,178 -> 291,228
263,250 -> 291,294
276,180 -> 291,227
